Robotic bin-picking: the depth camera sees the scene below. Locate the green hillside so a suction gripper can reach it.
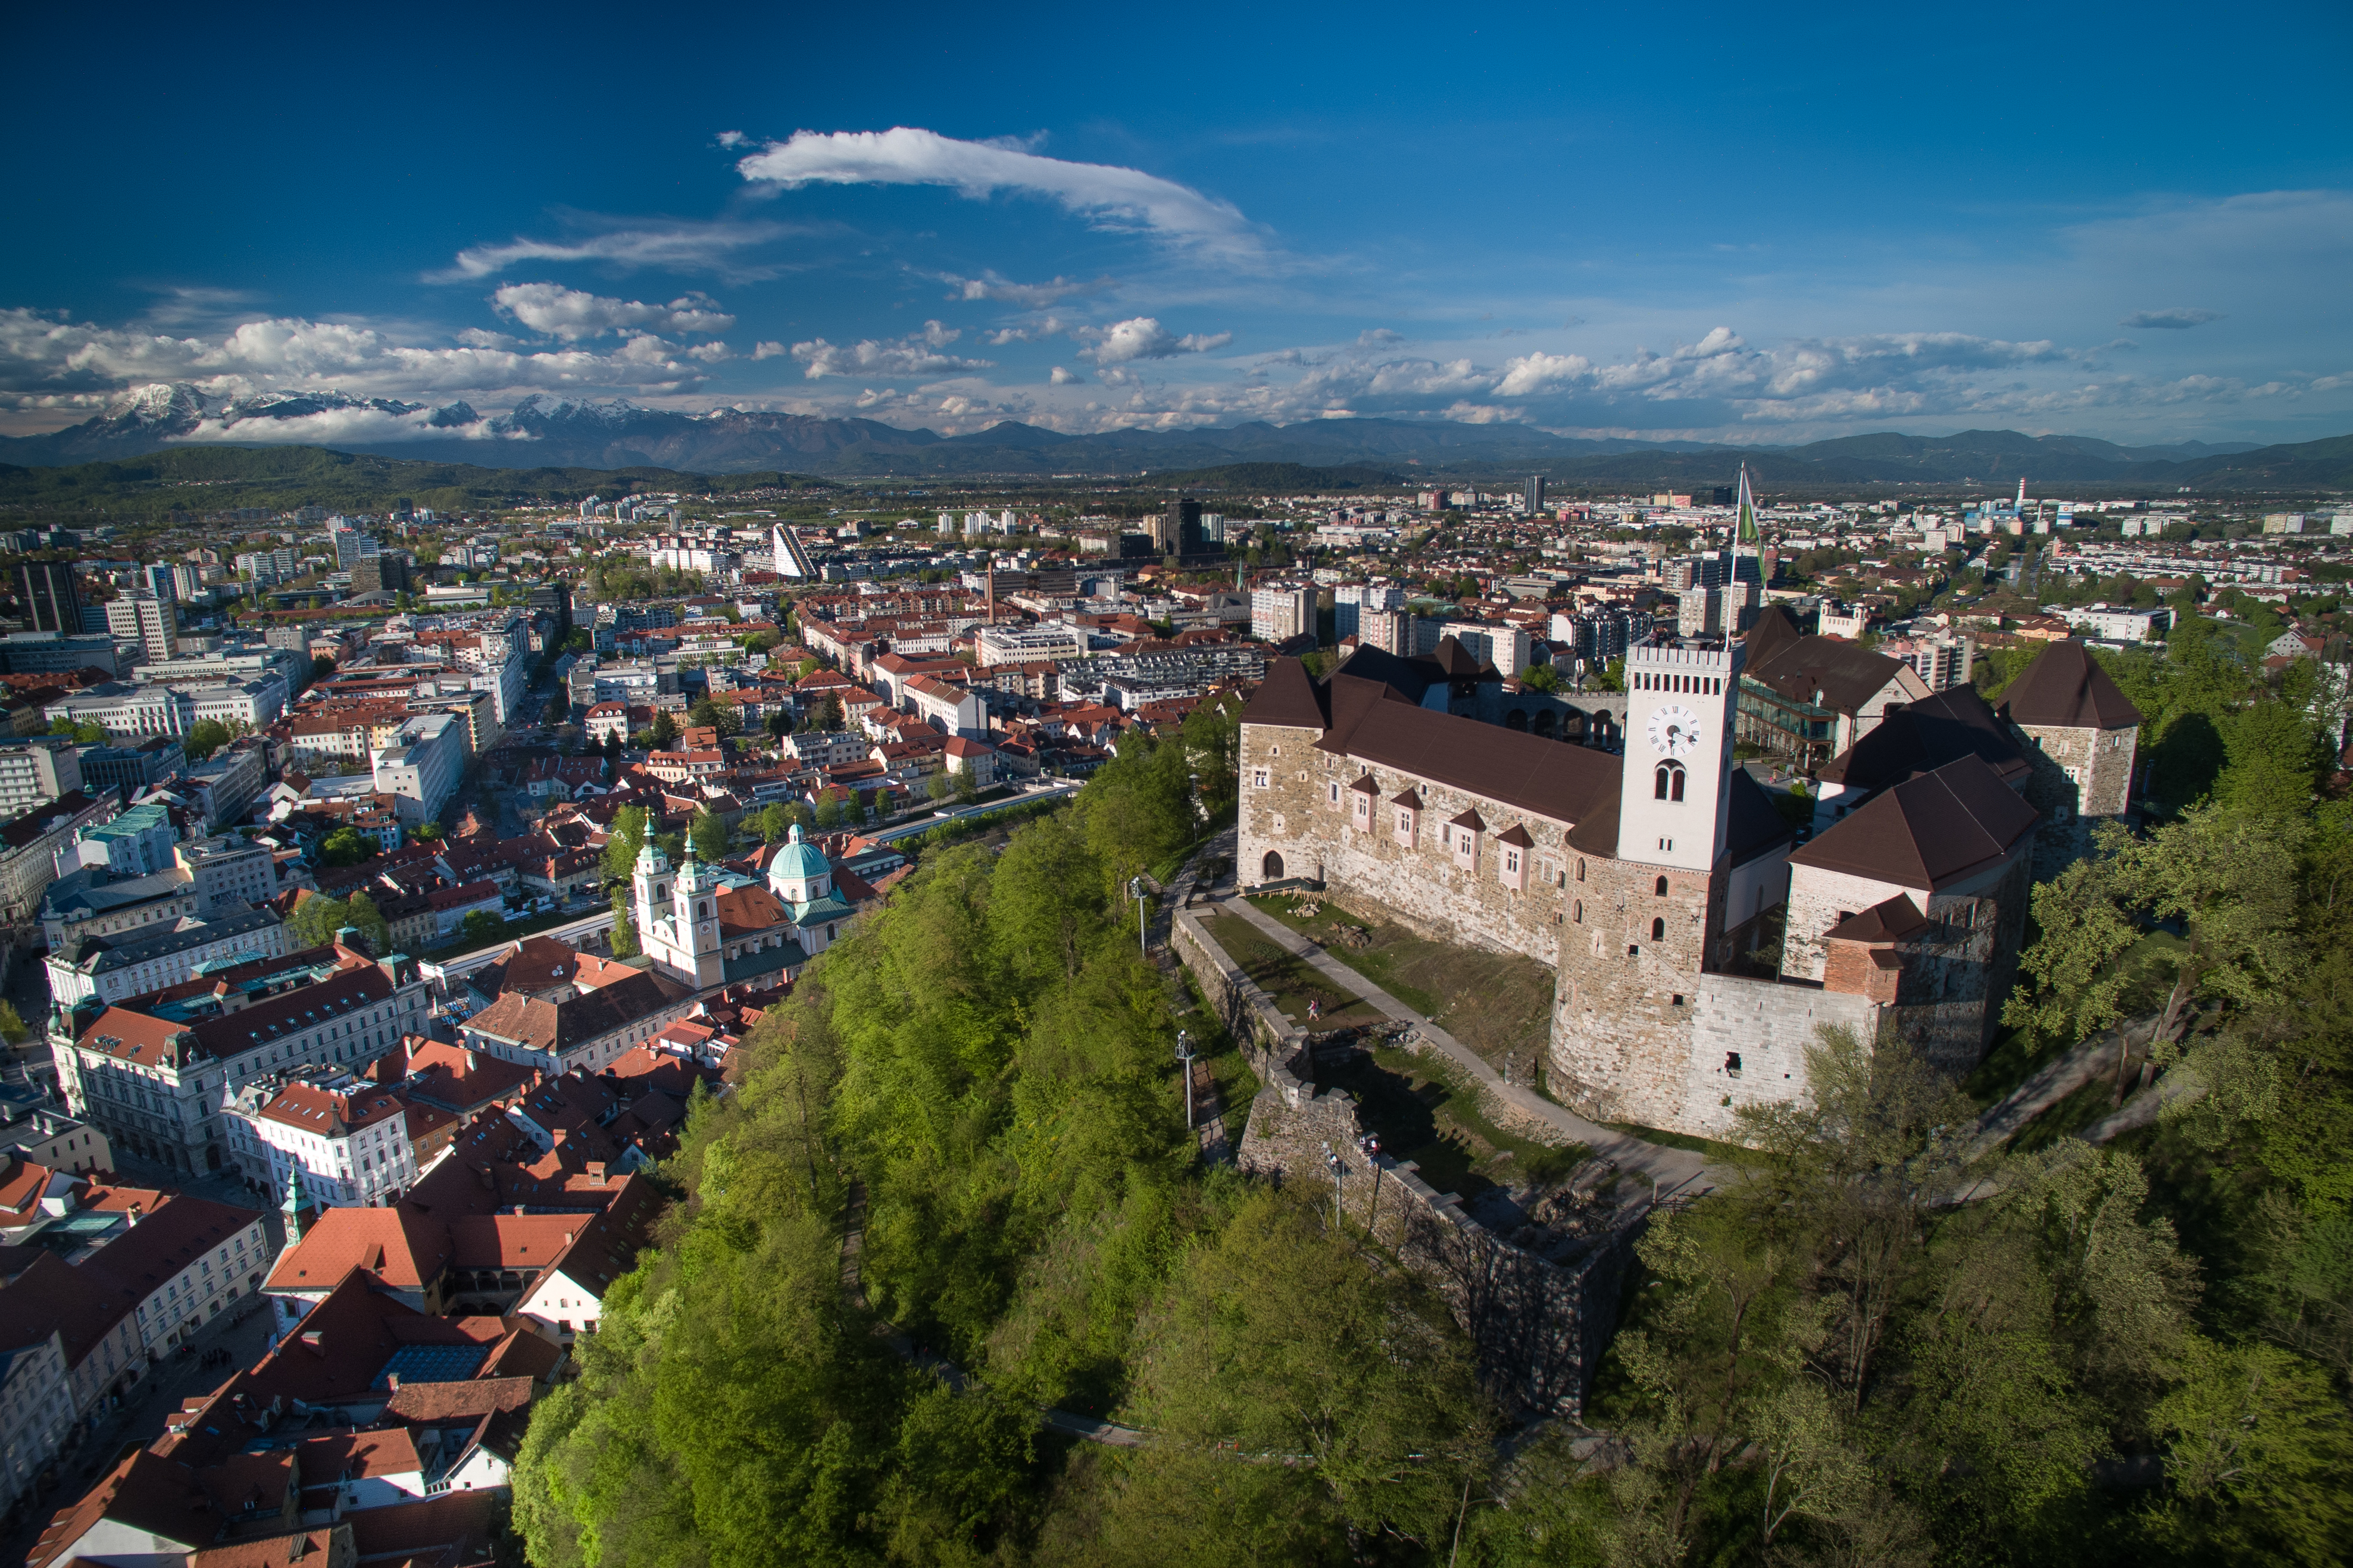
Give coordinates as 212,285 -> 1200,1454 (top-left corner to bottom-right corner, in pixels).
0,445 -> 832,518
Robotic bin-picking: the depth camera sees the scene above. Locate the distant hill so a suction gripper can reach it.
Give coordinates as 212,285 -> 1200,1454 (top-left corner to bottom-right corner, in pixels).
1145,461 -> 1403,490
0,445 -> 831,517
0,383 -> 2338,491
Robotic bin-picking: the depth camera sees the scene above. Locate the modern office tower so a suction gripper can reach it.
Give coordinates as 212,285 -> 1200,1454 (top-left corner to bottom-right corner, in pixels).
18,562 -> 85,633
1524,475 -> 1546,512
105,590 -> 179,662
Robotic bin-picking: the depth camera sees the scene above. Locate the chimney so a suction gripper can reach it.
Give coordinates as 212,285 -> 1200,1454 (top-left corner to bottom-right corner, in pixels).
386,1372 -> 399,1392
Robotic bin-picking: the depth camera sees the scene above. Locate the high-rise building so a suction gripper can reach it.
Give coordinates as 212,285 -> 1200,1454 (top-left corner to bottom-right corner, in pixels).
140,562 -> 176,602
17,562 -> 85,633
1524,475 -> 1546,512
105,591 -> 179,663
171,564 -> 205,600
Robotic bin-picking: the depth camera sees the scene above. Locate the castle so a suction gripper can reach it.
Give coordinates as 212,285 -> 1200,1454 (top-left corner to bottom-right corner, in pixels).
1236,624 -> 2141,1138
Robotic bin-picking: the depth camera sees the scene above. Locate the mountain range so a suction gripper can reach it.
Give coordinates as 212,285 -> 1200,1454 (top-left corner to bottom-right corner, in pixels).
4,383 -> 2348,490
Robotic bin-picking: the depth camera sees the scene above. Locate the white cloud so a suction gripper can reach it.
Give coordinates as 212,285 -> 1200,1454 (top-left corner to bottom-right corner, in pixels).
1493,351 -> 1593,397
985,315 -> 1069,346
715,130 -> 748,148
1077,317 -> 1233,364
1050,365 -> 1081,385
0,306 -> 720,406
943,271 -> 1113,307
437,221 -> 790,281
491,283 -> 735,340
172,405 -> 497,446
737,127 -> 1263,258
2121,307 -> 2226,329
790,320 -> 993,379
1356,328 -> 1404,347
752,340 -> 788,359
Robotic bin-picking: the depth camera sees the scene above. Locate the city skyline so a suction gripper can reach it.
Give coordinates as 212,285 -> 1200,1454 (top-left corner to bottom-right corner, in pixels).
4,0 -> 2348,450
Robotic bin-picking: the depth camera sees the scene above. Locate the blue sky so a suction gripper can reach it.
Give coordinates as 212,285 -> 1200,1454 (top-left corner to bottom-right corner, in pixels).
4,0 -> 2349,447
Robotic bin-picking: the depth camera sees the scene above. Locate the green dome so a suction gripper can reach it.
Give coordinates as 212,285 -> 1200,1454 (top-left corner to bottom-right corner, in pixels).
771,822 -> 831,884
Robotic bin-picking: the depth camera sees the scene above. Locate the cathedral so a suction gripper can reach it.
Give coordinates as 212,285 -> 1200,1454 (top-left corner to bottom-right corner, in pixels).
1236,625 -> 2141,1139
633,824 -> 860,990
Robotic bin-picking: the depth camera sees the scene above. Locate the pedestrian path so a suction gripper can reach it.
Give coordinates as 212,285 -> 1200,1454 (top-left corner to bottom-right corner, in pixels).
1208,893 -> 1715,1197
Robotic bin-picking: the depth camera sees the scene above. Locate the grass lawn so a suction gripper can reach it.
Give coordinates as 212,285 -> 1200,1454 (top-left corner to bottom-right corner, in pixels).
1201,912 -> 1386,1029
1593,1119 -> 1751,1166
1318,1044 -> 1588,1201
1243,895 -> 1555,1069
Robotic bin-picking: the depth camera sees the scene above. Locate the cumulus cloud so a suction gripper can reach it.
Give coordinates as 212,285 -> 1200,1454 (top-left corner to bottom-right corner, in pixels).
0,306 -> 720,408
1356,328 -> 1404,347
985,315 -> 1069,346
1493,352 -> 1593,398
752,340 -> 788,359
1077,317 -> 1232,364
2121,307 -> 2226,329
715,130 -> 748,148
1050,365 -> 1081,384
491,283 -> 735,340
738,127 -> 1263,258
438,220 -> 790,281
790,320 -> 993,379
943,271 -> 1113,307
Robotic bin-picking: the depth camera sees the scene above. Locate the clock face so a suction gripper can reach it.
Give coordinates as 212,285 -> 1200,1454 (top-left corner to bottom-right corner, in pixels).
1648,703 -> 1703,759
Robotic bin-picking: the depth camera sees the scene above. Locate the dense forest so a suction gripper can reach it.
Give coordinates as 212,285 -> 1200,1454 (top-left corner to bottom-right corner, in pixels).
509,648 -> 2353,1566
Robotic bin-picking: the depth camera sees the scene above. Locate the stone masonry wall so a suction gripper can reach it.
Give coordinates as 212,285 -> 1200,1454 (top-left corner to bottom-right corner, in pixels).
1235,1081 -> 1636,1419
1677,976 -> 1882,1137
1548,852 -> 1719,1129
2017,721 -> 2138,877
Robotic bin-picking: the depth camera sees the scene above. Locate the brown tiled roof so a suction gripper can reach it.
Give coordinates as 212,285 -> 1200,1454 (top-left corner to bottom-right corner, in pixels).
1328,682 -> 1618,828
1448,807 -> 1486,831
1742,609 -> 1912,713
1825,894 -> 1930,943
1789,755 -> 2039,890
382,1375 -> 535,1423
1997,639 -> 2144,730
342,1490 -> 502,1565
1496,823 -> 1534,848
1236,658 -> 1329,729
1390,788 -> 1424,810
1817,684 -> 2030,792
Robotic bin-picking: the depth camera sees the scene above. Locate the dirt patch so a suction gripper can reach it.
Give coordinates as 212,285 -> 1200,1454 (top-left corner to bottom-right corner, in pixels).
1246,896 -> 1557,1071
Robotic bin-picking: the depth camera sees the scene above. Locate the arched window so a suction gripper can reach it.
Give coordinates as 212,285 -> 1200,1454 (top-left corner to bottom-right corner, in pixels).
699,901 -> 711,920
1655,765 -> 1670,800
1573,900 -> 1583,923
1654,875 -> 1669,897
1576,858 -> 1586,882
1655,763 -> 1685,802
1672,767 -> 1686,802
1504,709 -> 1528,732
1651,916 -> 1666,941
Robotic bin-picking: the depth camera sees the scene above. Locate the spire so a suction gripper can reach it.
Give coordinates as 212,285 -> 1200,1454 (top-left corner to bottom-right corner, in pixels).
281,1161 -> 310,1241
1730,464 -> 1761,633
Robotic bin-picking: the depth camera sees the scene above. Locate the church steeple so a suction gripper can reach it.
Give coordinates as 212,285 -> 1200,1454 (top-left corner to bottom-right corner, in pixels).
281,1160 -> 311,1241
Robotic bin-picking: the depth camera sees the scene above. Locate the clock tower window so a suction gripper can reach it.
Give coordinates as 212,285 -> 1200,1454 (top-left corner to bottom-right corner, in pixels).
1654,763 -> 1685,801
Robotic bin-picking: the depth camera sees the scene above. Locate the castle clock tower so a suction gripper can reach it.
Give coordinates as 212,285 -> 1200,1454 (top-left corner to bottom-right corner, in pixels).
1615,638 -> 1743,873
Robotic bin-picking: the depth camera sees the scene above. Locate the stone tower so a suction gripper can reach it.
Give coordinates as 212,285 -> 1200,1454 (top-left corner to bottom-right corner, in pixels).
1615,637 -> 1743,875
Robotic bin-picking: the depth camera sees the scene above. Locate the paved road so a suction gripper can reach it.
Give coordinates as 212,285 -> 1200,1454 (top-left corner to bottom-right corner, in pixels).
1208,891 -> 1717,1198
867,781 -> 1083,844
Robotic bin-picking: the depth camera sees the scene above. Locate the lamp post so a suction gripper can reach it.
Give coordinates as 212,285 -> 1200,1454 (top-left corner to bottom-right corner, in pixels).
1323,1140 -> 1346,1230
1129,875 -> 1149,956
1176,1029 -> 1195,1132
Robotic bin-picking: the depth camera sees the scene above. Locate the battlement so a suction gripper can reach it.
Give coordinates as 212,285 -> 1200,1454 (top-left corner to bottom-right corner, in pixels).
1627,639 -> 1739,672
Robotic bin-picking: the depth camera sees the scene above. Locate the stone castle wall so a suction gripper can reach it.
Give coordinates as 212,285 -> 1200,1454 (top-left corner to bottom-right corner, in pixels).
1234,1078 -> 1635,1419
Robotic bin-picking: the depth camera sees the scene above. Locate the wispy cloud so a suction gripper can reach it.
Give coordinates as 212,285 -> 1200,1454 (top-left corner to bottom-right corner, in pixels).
491,283 -> 734,340
2120,307 -> 2226,329
738,127 -> 1265,259
942,271 -> 1114,307
435,220 -> 792,281
790,320 -> 993,379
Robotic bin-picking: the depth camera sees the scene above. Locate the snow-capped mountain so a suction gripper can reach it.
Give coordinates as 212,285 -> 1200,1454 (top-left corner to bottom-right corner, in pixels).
0,383 -> 482,465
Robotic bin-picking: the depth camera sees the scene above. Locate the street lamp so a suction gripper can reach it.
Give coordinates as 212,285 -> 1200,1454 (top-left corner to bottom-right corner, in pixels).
1323,1140 -> 1346,1229
1129,875 -> 1149,956
1175,1029 -> 1195,1131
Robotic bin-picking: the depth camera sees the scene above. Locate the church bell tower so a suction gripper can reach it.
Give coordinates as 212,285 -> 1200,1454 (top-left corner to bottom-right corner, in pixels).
1616,637 -> 1742,873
